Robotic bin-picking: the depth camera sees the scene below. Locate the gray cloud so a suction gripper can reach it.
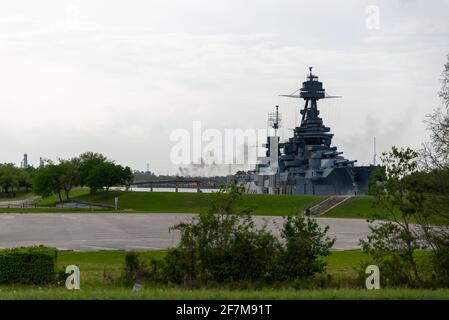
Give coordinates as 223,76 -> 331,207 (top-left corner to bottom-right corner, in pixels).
0,0 -> 448,174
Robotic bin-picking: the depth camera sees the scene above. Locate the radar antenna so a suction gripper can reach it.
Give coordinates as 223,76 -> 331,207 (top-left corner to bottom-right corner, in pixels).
279,67 -> 342,99
279,67 -> 341,124
268,105 -> 282,137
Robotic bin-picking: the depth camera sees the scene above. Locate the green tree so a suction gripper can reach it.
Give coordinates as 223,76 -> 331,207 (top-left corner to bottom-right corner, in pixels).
17,168 -> 33,191
364,147 -> 425,287
85,162 -> 133,192
421,54 -> 449,170
418,54 -> 449,286
33,164 -> 64,201
0,164 -> 21,194
58,159 -> 81,200
78,152 -> 108,188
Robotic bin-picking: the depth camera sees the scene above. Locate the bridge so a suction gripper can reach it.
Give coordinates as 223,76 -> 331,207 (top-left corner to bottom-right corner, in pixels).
127,178 -> 222,192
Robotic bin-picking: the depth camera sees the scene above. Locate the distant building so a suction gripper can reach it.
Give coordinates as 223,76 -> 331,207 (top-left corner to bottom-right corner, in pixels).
21,153 -> 28,169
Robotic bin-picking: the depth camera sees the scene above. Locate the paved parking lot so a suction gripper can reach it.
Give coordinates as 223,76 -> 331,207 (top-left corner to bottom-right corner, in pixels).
0,213 -> 373,251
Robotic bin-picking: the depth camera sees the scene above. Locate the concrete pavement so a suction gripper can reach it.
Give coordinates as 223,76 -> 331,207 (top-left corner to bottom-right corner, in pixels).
0,213 -> 373,251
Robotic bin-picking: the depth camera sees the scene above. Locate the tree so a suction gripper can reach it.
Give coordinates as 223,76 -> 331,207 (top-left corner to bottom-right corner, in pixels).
363,147 -> 425,287
85,162 -> 133,192
418,54 -> 449,286
421,54 -> 449,170
0,164 -> 19,194
58,159 -> 81,200
78,152 -> 108,189
118,165 -> 133,189
33,159 -> 80,201
33,164 -> 64,201
440,53 -> 449,108
32,152 -> 134,198
17,169 -> 33,191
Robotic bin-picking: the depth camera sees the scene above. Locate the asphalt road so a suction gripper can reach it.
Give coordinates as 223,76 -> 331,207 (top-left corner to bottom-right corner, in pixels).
0,213 -> 373,251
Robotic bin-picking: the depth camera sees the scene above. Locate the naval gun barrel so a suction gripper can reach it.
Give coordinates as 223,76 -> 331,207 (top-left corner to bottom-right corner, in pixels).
323,151 -> 343,157
334,159 -> 357,166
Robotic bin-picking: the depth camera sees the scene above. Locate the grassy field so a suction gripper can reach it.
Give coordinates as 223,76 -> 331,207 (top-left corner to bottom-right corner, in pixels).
0,250 -> 447,299
57,250 -> 370,286
322,196 -> 384,219
0,207 -> 112,213
323,196 -> 448,225
53,250 -> 368,287
36,188 -> 91,206
0,287 -> 448,300
35,189 -> 326,216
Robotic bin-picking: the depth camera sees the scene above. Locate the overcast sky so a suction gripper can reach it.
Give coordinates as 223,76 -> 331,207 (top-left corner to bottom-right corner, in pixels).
1,0 -> 448,175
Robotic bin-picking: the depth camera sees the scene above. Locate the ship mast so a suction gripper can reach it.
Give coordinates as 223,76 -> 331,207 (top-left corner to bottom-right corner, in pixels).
268,105 -> 282,137
279,67 -> 341,124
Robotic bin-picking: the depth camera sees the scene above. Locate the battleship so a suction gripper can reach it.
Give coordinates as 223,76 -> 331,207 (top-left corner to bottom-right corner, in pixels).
240,68 -> 376,195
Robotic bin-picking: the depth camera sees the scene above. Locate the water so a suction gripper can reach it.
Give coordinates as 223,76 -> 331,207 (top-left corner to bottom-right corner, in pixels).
110,187 -> 220,193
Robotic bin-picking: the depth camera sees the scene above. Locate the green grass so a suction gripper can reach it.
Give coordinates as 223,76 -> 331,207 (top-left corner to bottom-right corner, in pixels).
0,250 -> 446,299
0,288 -> 448,300
56,250 -> 364,285
54,250 -> 368,287
324,250 -> 367,279
323,196 -> 448,225
0,208 -> 113,213
322,196 -> 385,219
52,250 -> 436,286
36,190 -> 326,216
36,188 -> 91,206
57,250 -> 166,287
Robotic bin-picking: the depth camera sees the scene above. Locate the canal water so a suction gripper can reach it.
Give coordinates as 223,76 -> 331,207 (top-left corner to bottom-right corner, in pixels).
110,187 -> 220,193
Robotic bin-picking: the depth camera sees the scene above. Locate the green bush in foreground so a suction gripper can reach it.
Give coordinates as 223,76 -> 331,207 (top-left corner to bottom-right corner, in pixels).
122,185 -> 335,287
0,246 -> 57,285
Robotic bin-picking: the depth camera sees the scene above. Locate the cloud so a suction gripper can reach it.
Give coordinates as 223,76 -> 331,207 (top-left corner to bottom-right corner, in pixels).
0,0 -> 448,174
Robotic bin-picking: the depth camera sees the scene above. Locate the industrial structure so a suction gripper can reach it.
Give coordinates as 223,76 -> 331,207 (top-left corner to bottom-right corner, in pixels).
20,153 -> 28,169
242,68 -> 376,195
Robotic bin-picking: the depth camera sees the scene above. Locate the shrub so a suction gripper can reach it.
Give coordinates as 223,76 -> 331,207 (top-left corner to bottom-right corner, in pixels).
0,246 -> 57,285
360,222 -> 421,287
162,213 -> 280,284
429,236 -> 449,287
121,252 -> 165,285
276,215 -> 335,281
163,185 -> 281,285
128,185 -> 335,287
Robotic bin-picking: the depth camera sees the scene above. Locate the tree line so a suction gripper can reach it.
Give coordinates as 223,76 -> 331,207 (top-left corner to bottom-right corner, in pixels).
0,164 -> 32,195
0,152 -> 133,202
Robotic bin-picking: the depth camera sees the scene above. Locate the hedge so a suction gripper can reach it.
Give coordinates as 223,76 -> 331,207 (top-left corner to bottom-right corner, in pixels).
0,246 -> 58,284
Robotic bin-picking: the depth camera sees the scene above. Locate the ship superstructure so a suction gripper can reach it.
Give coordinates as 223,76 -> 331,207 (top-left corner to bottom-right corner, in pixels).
245,68 -> 375,195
